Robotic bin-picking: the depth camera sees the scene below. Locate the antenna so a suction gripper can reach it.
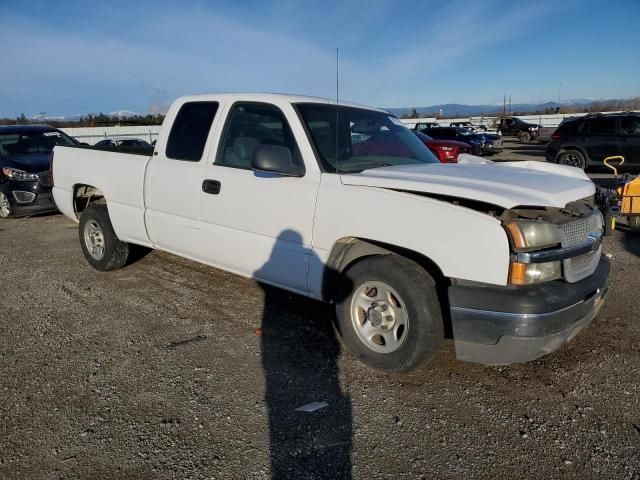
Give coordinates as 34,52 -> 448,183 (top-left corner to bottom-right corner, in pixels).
335,47 -> 340,172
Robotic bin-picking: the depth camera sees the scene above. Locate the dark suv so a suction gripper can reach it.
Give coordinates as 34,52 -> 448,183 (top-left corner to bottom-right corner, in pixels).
0,125 -> 78,218
546,113 -> 640,170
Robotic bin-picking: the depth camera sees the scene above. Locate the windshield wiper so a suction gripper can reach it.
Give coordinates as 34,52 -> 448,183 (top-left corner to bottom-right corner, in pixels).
359,161 -> 394,169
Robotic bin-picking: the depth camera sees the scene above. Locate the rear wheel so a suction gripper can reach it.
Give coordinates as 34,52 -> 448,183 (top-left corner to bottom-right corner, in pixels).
0,192 -> 13,219
79,204 -> 130,271
556,149 -> 586,170
335,255 -> 444,372
518,131 -> 532,143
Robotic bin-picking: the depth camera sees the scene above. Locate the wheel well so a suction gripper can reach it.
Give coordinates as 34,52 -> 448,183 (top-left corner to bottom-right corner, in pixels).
322,237 -> 448,301
73,184 -> 106,219
322,237 -> 452,336
556,146 -> 589,162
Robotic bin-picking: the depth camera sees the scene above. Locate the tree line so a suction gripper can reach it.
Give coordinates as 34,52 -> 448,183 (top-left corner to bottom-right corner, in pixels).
0,113 -> 166,127
400,97 -> 640,119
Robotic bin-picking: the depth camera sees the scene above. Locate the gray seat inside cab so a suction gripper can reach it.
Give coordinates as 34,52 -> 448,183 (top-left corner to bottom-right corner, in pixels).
224,137 -> 260,168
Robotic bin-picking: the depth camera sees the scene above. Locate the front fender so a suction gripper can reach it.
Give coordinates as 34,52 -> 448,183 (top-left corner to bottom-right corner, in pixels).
308,176 -> 511,297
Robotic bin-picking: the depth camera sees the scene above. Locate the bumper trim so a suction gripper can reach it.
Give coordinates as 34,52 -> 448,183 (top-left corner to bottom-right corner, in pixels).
515,231 -> 602,264
452,286 -> 607,365
449,257 -> 609,364
11,192 -> 57,217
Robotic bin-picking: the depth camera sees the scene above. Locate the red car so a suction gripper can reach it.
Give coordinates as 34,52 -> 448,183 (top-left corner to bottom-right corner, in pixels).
413,131 -> 471,163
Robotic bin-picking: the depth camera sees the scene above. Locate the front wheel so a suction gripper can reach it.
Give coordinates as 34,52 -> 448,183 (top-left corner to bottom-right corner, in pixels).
518,131 -> 532,143
629,215 -> 640,231
79,204 -> 130,271
335,255 -> 444,372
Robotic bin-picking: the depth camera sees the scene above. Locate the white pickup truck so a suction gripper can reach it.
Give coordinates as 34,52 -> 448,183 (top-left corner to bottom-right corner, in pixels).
52,93 -> 609,371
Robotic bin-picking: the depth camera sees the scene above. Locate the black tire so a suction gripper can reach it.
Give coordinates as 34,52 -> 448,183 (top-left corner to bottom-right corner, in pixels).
629,216 -> 640,231
335,255 -> 444,372
518,131 -> 532,143
556,149 -> 586,170
78,204 -> 130,271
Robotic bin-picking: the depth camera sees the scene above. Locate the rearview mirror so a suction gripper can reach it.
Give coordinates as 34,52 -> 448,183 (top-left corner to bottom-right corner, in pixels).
251,145 -> 304,177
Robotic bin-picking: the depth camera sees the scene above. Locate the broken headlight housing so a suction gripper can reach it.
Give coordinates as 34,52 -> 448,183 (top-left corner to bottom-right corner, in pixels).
504,220 -> 562,285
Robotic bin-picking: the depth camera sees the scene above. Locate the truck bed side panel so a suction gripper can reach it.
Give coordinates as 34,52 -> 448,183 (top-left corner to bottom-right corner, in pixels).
52,146 -> 152,246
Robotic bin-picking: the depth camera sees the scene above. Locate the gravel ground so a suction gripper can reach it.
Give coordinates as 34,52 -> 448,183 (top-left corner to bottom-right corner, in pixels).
1,141 -> 639,479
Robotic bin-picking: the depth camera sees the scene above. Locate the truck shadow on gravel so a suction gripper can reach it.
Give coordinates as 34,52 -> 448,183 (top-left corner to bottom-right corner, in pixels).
255,231 -> 353,479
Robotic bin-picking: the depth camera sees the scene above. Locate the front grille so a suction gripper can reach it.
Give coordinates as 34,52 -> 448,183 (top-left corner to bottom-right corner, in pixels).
37,171 -> 52,187
570,251 -> 597,272
558,214 -> 599,246
558,213 -> 602,282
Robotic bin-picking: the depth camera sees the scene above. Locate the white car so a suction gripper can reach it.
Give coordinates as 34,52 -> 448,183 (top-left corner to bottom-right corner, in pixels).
51,93 -> 608,371
94,136 -> 152,148
450,121 -> 501,135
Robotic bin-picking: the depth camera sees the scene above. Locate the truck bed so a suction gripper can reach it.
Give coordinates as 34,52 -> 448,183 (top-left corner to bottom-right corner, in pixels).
52,145 -> 153,246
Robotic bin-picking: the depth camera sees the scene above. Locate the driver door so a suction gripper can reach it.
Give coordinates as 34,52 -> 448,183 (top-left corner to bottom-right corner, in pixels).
196,101 -> 319,294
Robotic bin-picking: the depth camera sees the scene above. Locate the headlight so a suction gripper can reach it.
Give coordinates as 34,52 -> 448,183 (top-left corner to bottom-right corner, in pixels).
505,220 -> 561,250
505,221 -> 563,285
1,167 -> 38,181
509,261 -> 562,285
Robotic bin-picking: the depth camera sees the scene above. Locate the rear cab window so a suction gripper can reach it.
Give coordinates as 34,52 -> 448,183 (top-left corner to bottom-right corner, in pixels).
166,102 -> 219,161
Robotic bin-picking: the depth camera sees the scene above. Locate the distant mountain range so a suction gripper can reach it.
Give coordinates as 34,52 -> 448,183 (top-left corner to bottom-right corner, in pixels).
25,98 -> 629,121
30,110 -> 140,121
385,99 -> 600,117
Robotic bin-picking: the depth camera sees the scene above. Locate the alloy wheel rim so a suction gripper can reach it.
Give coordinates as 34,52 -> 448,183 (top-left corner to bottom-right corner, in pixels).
0,192 -> 11,218
350,280 -> 409,354
84,220 -> 106,260
561,153 -> 582,168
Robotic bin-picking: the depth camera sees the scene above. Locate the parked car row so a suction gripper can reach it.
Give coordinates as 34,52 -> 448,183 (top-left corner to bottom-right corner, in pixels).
418,126 -> 503,157
413,131 -> 471,163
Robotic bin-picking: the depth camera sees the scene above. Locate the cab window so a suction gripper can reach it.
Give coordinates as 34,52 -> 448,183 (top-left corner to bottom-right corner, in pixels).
216,102 -> 302,170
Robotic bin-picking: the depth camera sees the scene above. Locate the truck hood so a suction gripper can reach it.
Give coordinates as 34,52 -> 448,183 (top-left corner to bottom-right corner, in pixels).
340,161 -> 595,209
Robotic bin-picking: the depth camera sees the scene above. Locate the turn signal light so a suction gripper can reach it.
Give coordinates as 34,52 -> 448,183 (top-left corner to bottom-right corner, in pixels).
509,261 -> 562,285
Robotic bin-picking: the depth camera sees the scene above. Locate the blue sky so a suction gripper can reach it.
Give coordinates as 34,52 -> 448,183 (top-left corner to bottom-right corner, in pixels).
0,0 -> 638,117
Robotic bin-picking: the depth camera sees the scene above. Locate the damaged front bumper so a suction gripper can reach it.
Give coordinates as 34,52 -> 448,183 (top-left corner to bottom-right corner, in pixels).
448,256 -> 609,365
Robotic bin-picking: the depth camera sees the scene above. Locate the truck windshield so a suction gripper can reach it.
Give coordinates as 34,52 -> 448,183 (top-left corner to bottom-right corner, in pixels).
0,130 -> 77,156
296,103 -> 439,173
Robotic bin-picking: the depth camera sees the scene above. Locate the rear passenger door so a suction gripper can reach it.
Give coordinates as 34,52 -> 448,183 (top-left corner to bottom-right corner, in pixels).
144,101 -> 220,259
584,117 -> 622,164
620,116 -> 640,164
197,101 -> 320,294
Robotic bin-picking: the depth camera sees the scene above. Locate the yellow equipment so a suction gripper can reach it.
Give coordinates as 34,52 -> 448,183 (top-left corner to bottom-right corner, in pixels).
600,155 -> 640,231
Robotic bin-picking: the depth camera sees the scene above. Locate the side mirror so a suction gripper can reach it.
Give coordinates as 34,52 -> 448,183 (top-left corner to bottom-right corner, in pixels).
251,145 -> 304,177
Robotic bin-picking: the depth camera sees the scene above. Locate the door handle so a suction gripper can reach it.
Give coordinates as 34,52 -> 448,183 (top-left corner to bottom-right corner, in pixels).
202,179 -> 221,195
